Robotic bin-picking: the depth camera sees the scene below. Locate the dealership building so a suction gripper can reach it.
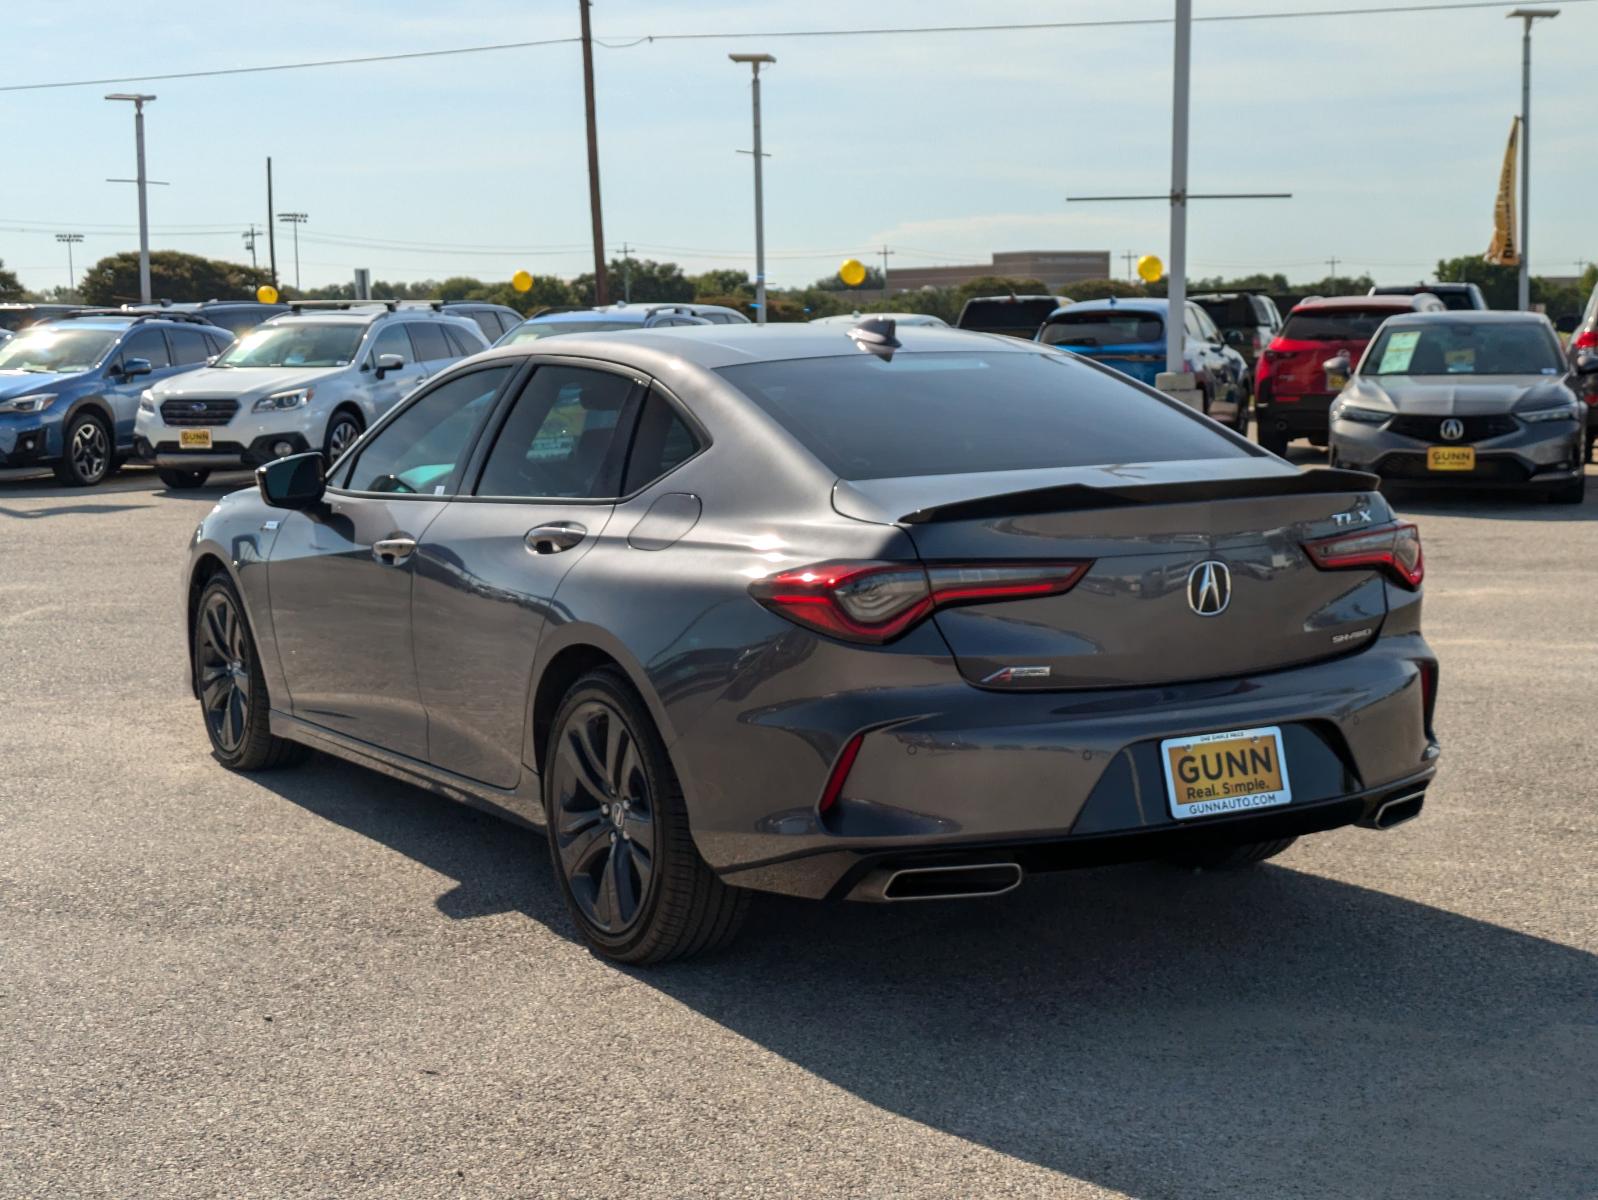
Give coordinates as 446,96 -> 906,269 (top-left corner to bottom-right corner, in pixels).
889,250 -> 1112,294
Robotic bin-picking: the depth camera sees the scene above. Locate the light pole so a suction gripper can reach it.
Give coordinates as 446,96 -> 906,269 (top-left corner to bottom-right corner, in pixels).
1166,0 -> 1191,376
105,93 -> 156,304
730,53 -> 775,324
277,212 -> 308,290
55,233 -> 83,294
1509,8 -> 1558,311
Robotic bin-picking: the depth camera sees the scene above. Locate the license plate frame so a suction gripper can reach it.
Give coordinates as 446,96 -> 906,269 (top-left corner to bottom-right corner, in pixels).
178,429 -> 213,450
1427,445 -> 1475,471
1160,725 -> 1292,821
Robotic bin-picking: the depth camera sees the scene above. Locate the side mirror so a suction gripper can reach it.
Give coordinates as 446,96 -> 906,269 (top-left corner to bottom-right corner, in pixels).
120,357 -> 153,378
1574,349 -> 1598,376
1555,314 -> 1578,335
374,353 -> 405,379
256,451 -> 326,511
1323,352 -> 1352,390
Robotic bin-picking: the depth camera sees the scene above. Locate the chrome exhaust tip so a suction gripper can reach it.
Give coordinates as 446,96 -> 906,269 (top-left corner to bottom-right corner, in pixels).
849,861 -> 1024,903
1360,791 -> 1426,831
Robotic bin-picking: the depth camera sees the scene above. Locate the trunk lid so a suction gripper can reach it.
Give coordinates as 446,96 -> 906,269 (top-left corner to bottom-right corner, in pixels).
835,461 -> 1392,690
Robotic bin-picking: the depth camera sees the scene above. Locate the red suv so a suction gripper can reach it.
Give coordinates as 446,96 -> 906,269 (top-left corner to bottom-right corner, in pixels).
1255,294 -> 1443,455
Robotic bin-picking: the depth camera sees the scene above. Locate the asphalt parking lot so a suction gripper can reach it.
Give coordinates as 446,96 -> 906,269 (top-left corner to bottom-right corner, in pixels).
2,458 -> 1594,1200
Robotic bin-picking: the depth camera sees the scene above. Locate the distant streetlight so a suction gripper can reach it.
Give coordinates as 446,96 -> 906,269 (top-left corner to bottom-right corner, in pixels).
277,212 -> 308,290
729,53 -> 775,324
1508,8 -> 1558,311
55,233 -> 83,293
104,93 -> 157,304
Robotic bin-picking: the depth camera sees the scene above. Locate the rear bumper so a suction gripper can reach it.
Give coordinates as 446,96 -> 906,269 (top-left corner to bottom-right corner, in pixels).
682,634 -> 1438,898
1255,392 -> 1333,438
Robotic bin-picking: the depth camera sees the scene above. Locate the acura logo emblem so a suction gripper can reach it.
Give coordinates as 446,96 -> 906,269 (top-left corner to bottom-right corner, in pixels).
1187,561 -> 1232,616
1440,418 -> 1464,441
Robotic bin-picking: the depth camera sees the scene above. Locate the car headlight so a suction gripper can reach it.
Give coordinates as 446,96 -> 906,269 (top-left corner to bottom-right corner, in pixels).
0,393 -> 58,415
1332,404 -> 1390,425
1519,404 -> 1580,423
253,387 -> 313,413
138,389 -> 157,414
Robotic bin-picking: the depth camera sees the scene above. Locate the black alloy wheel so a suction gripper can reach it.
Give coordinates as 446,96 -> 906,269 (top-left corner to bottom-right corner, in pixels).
192,577 -> 306,771
54,412 -> 112,486
544,668 -> 748,964
550,698 -> 660,936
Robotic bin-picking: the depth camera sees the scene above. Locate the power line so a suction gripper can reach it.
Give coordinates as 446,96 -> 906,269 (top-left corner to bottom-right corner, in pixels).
3,2 -> 1590,93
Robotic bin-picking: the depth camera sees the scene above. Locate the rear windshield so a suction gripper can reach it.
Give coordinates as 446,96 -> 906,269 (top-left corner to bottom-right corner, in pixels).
501,320 -> 635,344
1194,297 -> 1256,329
717,350 -> 1249,481
957,299 -> 1058,333
1040,311 -> 1163,348
1365,322 -> 1564,376
1281,308 -> 1397,342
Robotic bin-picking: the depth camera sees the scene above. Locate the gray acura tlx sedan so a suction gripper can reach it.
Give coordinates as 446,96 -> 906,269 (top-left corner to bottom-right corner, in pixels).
184,321 -> 1439,963
1329,310 -> 1593,501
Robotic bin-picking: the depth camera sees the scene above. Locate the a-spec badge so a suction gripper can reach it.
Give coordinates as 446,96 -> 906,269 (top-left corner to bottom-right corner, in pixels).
982,665 -> 1052,684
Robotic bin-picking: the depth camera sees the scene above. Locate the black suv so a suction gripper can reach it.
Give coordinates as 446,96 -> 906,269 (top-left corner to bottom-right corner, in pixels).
1191,292 -> 1283,379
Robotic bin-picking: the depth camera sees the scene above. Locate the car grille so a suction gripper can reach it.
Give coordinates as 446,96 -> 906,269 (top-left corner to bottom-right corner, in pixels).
1387,414 -> 1518,442
160,398 -> 239,427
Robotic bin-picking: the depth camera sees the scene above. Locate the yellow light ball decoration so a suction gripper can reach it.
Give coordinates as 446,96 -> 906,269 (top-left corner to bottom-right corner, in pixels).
1136,255 -> 1164,284
838,258 -> 867,287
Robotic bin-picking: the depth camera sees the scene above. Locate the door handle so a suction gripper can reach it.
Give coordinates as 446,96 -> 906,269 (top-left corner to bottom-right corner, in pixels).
525,522 -> 587,554
372,535 -> 417,565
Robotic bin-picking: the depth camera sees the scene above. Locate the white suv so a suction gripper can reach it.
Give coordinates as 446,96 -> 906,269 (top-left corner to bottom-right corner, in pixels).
134,301 -> 489,488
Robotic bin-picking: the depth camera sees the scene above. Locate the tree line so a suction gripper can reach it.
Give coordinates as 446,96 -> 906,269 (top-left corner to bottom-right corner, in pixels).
3,250 -> 1593,323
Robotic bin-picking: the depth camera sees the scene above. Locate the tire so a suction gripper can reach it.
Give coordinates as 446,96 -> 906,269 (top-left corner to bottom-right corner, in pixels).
158,467 -> 211,490
1167,836 -> 1297,870
544,667 -> 749,965
52,410 -> 113,487
1549,472 -> 1586,505
1232,386 -> 1251,433
323,409 -> 364,464
1258,426 -> 1290,457
192,576 -> 308,771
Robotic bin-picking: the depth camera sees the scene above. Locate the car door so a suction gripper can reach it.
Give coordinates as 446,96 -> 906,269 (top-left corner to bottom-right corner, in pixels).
364,322 -> 428,419
103,327 -> 182,444
266,364 -> 515,754
410,360 -> 644,787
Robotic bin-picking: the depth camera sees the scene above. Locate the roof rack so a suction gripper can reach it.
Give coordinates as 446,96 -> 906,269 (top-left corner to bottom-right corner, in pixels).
285,299 -> 399,314
53,308 -> 219,326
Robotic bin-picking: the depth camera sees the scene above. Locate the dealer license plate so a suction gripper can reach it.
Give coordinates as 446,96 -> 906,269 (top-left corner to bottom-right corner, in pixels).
1427,446 -> 1475,471
1161,726 -> 1292,821
178,429 -> 213,450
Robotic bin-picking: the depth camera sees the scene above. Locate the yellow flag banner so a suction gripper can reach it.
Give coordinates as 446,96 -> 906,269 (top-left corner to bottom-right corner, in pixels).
1485,118 -> 1520,266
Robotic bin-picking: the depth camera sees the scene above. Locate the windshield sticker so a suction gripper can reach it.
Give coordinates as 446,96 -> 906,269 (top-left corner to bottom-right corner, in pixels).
1445,348 -> 1475,373
1378,330 -> 1420,373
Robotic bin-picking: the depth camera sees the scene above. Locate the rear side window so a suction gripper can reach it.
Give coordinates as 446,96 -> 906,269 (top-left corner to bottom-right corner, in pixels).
441,324 -> 478,357
406,321 -> 452,362
1281,308 -> 1397,341
167,327 -> 214,365
718,350 -> 1249,481
203,331 -> 231,355
1041,311 -> 1163,347
121,328 -> 172,369
476,366 -> 636,499
623,389 -> 702,493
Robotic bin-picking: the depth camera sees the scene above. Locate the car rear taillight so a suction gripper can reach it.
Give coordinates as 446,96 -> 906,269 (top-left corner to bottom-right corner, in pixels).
749,560 -> 1092,644
1303,523 -> 1424,589
1573,329 -> 1598,351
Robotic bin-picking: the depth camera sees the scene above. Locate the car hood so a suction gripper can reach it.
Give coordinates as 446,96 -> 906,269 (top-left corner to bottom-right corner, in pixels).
152,365 -> 338,400
1346,375 -> 1573,414
0,369 -> 81,398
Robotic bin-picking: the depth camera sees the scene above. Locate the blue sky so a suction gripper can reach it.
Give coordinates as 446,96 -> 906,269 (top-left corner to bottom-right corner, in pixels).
3,1 -> 1593,294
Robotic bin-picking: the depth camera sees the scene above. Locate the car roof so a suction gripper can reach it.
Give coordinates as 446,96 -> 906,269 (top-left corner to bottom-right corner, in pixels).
1294,295 -> 1422,311
471,321 -> 1040,372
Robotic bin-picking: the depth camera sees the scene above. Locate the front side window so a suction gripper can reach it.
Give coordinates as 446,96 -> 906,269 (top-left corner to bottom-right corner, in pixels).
719,349 -> 1250,481
476,365 -> 636,499
217,322 -> 365,368
121,328 -> 172,369
342,366 -> 512,494
0,328 -> 119,373
1365,323 -> 1565,376
368,324 -> 412,365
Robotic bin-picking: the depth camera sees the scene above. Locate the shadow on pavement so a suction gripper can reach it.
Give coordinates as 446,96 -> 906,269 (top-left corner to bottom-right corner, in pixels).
257,753 -> 1596,1199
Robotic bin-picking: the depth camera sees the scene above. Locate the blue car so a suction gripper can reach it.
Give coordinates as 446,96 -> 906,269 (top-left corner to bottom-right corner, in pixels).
1037,298 -> 1250,431
0,311 -> 233,486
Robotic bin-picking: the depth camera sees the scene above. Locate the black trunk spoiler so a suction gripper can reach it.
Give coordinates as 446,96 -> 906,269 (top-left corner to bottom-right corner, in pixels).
898,468 -> 1380,524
